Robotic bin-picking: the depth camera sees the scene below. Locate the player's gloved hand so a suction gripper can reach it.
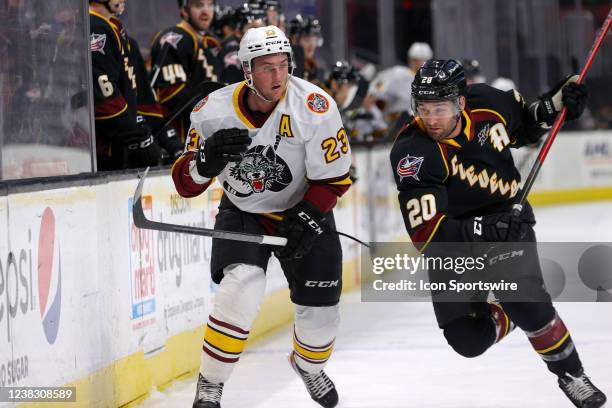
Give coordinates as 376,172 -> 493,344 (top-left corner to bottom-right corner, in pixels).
195,128 -> 250,178
535,75 -> 588,127
473,212 -> 533,242
274,201 -> 327,260
157,128 -> 183,165
116,128 -> 161,169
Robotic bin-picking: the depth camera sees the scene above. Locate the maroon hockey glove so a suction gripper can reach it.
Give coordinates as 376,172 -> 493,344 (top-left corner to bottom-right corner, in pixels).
275,201 -> 327,260
196,128 -> 251,178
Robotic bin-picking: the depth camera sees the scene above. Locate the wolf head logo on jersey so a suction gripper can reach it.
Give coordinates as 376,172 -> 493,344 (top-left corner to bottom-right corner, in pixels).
226,144 -> 293,197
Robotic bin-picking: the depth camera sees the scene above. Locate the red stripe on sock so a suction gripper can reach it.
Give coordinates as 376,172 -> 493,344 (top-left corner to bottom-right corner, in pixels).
209,315 -> 250,335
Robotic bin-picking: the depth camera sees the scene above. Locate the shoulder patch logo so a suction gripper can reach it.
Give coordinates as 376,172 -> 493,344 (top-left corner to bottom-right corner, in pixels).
397,154 -> 424,182
224,51 -> 240,68
477,124 -> 490,146
90,33 -> 107,54
306,93 -> 329,114
160,31 -> 183,49
192,96 -> 208,113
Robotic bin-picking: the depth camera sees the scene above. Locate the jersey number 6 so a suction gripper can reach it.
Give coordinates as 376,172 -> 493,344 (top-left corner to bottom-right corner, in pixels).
406,194 -> 436,228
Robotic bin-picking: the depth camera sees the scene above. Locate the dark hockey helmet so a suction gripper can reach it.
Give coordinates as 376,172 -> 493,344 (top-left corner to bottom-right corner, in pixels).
212,5 -> 235,31
248,0 -> 282,13
262,0 -> 282,13
287,14 -> 322,38
232,3 -> 266,30
329,60 -> 359,84
461,59 -> 481,78
412,59 -> 466,102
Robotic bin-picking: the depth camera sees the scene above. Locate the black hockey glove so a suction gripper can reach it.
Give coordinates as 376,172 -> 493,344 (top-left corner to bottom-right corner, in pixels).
157,127 -> 184,165
471,212 -> 533,242
195,128 -> 251,178
274,201 -> 327,260
535,75 -> 588,127
115,128 -> 161,169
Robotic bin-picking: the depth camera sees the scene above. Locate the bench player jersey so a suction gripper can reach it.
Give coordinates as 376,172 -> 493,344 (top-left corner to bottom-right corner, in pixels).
174,76 -> 352,213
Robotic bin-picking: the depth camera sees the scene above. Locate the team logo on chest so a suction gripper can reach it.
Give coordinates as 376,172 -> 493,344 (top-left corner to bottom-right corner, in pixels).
306,93 -> 329,114
90,33 -> 107,54
397,154 -> 424,182
224,138 -> 293,197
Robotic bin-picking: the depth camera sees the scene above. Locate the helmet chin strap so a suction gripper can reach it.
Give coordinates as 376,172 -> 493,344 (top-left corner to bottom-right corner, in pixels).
248,84 -> 275,103
246,75 -> 291,104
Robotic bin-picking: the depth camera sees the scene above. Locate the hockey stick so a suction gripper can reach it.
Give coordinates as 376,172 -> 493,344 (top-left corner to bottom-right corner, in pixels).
150,42 -> 171,89
132,167 -> 288,246
133,168 -> 371,248
513,7 -> 612,215
152,81 -> 224,136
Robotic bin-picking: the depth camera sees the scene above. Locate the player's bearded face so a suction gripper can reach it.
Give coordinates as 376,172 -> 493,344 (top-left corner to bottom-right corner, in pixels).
186,0 -> 215,31
415,100 -> 462,141
251,54 -> 290,102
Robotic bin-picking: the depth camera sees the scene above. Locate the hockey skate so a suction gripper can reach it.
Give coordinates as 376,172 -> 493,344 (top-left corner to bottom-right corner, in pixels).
289,351 -> 339,408
193,373 -> 224,408
558,369 -> 607,408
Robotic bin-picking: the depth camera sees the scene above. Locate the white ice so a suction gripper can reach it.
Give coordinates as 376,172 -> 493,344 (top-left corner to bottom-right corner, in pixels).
138,201 -> 612,408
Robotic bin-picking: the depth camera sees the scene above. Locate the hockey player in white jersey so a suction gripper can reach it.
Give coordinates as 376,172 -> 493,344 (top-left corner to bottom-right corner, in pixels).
172,25 -> 351,408
366,41 -> 433,122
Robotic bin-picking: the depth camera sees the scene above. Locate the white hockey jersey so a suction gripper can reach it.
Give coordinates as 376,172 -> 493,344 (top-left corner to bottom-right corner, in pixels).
185,76 -> 351,213
368,65 -> 415,115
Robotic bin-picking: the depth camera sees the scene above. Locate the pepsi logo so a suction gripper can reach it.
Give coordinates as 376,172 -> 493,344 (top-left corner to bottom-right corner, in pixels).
38,207 -> 61,344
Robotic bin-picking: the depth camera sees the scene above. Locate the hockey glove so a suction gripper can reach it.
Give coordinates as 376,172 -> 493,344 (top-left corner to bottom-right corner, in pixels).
472,212 -> 533,242
116,128 -> 161,169
534,75 -> 588,127
274,201 -> 327,260
195,128 -> 251,178
157,127 -> 184,165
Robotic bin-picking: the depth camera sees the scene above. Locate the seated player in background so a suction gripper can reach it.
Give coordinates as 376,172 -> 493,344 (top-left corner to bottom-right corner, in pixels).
150,0 -> 220,144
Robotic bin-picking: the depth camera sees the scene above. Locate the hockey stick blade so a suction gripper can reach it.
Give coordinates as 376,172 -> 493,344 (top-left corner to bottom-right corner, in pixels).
132,167 -> 287,246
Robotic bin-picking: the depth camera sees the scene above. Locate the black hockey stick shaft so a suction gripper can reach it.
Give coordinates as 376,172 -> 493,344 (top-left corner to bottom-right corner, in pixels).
132,168 -> 370,248
513,7 -> 612,216
133,167 -> 288,246
152,81 -> 224,136
150,42 -> 171,89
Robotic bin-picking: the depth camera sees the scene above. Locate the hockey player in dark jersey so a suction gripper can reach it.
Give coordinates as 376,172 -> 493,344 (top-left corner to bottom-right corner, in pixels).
150,0 -> 220,143
89,0 -> 161,170
128,36 -> 184,164
287,14 -> 324,83
217,4 -> 265,85
390,59 -> 606,407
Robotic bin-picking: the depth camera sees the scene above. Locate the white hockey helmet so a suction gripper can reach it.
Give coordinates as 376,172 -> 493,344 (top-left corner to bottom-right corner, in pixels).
491,77 -> 517,92
407,42 -> 433,60
238,25 -> 294,87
